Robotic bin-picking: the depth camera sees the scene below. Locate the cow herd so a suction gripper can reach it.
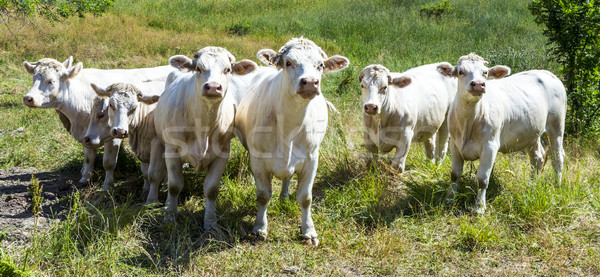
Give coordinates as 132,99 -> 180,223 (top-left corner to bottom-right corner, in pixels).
21,37 -> 566,246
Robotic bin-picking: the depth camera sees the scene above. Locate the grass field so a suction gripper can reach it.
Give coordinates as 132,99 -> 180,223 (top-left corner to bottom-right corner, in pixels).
1,0 -> 599,275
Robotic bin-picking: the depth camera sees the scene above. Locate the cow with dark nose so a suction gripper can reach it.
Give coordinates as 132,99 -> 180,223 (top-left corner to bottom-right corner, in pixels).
359,64 -> 457,172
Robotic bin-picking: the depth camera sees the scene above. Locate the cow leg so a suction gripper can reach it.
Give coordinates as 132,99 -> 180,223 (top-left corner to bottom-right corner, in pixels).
474,143 -> 499,214
101,139 -> 121,191
140,162 -> 150,196
527,137 -> 545,178
446,140 -> 464,204
164,145 -> 183,223
435,119 -> 450,164
203,156 -> 228,230
251,163 -> 272,240
547,127 -> 565,185
146,139 -> 165,204
80,146 -> 96,184
280,179 -> 291,201
297,157 -> 318,246
391,129 -> 413,172
423,135 -> 435,164
364,133 -> 378,166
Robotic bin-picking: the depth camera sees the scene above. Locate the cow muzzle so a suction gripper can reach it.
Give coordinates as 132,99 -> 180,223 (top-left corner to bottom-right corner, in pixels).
202,82 -> 223,99
112,128 -> 128,138
468,81 -> 485,96
364,104 -> 379,116
23,95 -> 39,108
297,78 -> 320,100
83,136 -> 101,147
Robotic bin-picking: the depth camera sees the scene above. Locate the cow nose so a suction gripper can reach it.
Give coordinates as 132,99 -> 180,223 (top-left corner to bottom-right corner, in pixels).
23,96 -> 33,105
300,78 -> 319,89
470,81 -> 485,90
364,104 -> 379,115
112,128 -> 128,138
203,83 -> 223,95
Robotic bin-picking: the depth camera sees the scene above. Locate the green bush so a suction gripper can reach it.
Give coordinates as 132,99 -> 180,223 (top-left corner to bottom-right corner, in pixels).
420,0 -> 454,18
528,0 -> 600,136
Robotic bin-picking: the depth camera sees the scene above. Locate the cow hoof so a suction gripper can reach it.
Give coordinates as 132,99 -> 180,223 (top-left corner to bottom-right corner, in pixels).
100,185 -> 111,191
79,177 -> 89,184
250,231 -> 267,243
304,237 -> 319,246
391,162 -> 404,173
472,206 -> 486,215
163,212 -> 177,224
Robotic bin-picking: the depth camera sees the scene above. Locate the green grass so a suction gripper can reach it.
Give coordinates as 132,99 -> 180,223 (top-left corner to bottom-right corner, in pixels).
1,0 -> 600,275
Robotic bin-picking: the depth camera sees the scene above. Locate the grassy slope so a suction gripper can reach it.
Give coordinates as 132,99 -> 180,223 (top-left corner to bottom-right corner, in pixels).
1,0 -> 599,275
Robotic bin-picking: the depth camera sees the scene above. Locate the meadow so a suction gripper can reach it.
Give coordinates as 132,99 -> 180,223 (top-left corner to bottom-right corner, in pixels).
1,0 -> 599,275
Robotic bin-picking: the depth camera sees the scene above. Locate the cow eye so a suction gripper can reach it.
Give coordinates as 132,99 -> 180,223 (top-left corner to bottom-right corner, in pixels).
361,84 -> 365,89
46,80 -> 53,85
458,69 -> 465,76
380,86 -> 388,93
483,71 -> 488,76
224,68 -> 231,74
286,61 -> 292,67
128,106 -> 137,115
317,63 -> 324,71
109,103 -> 115,110
98,113 -> 104,119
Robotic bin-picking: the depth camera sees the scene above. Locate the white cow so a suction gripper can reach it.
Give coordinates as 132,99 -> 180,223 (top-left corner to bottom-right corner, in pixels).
154,47 -> 259,228
23,56 -> 174,189
235,37 -> 349,246
88,82 -> 164,203
437,53 -> 566,213
359,64 -> 456,171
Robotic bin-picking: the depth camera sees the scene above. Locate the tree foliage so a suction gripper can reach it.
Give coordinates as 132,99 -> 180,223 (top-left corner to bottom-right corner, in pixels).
0,0 -> 114,24
528,0 -> 600,136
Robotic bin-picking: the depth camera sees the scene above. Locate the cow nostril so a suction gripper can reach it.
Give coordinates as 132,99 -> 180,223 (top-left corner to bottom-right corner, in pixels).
84,137 -> 91,143
301,79 -> 307,86
204,83 -> 211,91
24,96 -> 32,103
315,80 -> 319,85
217,85 -> 222,91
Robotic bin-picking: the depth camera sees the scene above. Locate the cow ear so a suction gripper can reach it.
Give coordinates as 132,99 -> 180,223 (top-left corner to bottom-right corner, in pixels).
257,49 -> 279,67
232,59 -> 258,75
437,62 -> 457,77
91,83 -> 111,97
169,55 -> 195,72
488,65 -> 510,79
63,56 -> 73,68
23,61 -> 37,75
389,75 -> 412,88
63,62 -> 83,79
137,93 -> 160,105
324,55 -> 349,74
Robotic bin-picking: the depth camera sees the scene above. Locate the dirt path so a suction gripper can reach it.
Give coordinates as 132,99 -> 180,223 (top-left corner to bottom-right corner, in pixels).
0,167 -> 79,244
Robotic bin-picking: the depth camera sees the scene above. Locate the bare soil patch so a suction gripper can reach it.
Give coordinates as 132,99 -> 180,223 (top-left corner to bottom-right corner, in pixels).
0,167 -> 80,244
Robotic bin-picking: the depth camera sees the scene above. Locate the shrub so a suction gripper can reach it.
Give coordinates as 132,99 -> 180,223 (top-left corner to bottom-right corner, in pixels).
528,0 -> 600,136
420,0 -> 454,18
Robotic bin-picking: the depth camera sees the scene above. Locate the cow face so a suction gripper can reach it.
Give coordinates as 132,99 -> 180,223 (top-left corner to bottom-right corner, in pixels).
257,37 -> 349,100
83,97 -> 113,147
91,83 -> 159,139
359,64 -> 412,116
168,47 -> 257,101
23,57 -> 82,108
437,53 -> 510,98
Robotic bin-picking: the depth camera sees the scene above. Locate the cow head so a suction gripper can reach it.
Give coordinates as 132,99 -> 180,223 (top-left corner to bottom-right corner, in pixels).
437,53 -> 510,98
83,97 -> 113,147
23,57 -> 83,108
91,83 -> 159,139
168,47 -> 257,101
359,64 -> 412,116
257,37 -> 349,100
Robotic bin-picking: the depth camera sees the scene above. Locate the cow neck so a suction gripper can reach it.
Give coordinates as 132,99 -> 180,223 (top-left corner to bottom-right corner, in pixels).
55,74 -> 95,141
187,80 -> 234,139
453,86 -> 487,148
277,77 -> 312,136
128,103 -> 156,162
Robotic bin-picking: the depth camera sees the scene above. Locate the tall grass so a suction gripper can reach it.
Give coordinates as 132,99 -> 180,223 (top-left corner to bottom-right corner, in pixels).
1,0 -> 599,275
